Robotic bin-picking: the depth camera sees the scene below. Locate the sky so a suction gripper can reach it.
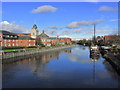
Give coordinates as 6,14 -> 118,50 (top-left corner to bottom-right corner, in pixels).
0,2 -> 119,40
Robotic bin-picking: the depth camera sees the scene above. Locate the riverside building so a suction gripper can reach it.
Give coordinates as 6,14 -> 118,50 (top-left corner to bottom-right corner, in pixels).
0,24 -> 72,47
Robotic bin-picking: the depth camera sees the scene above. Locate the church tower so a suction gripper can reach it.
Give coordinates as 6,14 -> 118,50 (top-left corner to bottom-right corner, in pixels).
31,24 -> 39,39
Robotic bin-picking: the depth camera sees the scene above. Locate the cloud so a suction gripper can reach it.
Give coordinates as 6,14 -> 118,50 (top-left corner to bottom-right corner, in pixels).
59,29 -> 82,36
98,6 -> 118,12
87,28 -> 118,35
66,20 -> 104,29
45,29 -> 57,36
109,19 -> 120,22
48,25 -> 64,29
32,5 -> 57,13
0,21 -> 29,33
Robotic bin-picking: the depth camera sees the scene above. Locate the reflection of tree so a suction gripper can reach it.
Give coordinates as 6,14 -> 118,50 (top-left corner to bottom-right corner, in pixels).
32,51 -> 60,73
31,49 -> 73,78
82,47 -> 86,50
64,49 -> 71,53
103,60 -> 120,84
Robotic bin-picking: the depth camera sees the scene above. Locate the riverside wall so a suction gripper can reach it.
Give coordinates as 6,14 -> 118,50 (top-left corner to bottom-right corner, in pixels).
100,47 -> 120,74
1,45 -> 76,62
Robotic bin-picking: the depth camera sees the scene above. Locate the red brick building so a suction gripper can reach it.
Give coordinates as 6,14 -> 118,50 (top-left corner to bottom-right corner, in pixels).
0,24 -> 72,47
0,30 -> 36,47
37,30 -> 72,46
17,33 -> 31,37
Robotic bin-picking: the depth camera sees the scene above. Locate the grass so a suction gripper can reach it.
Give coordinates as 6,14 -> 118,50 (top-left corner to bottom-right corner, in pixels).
0,44 -> 73,53
0,48 -> 38,53
0,49 -> 25,53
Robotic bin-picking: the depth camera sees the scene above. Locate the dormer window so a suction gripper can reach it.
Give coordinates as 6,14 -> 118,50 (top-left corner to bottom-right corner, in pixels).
15,36 -> 17,38
6,35 -> 9,37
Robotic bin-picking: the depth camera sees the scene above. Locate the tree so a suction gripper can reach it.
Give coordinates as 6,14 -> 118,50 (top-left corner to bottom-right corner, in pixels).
97,36 -> 101,39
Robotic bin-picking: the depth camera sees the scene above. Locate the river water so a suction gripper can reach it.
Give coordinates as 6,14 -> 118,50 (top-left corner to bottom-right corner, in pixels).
2,45 -> 120,88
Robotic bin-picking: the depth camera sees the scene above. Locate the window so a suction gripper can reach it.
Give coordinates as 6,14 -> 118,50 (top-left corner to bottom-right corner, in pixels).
8,40 -> 10,42
8,44 -> 10,46
15,36 -> 17,38
4,40 -> 6,43
13,40 -> 14,42
13,43 -> 14,46
29,40 -> 31,42
4,44 -> 6,46
7,35 -> 9,37
32,33 -> 34,35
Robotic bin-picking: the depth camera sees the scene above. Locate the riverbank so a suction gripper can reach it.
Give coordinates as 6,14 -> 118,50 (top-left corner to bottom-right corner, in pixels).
100,46 -> 120,74
1,45 -> 76,63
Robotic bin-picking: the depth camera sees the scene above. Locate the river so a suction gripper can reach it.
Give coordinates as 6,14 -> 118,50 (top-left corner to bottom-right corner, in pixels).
2,45 -> 120,88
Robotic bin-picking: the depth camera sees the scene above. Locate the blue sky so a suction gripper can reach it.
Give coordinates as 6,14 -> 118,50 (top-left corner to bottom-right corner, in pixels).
1,2 -> 118,40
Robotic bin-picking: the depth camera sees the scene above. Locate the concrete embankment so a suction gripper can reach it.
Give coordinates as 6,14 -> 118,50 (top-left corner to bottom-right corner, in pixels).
100,47 -> 120,74
1,45 -> 76,63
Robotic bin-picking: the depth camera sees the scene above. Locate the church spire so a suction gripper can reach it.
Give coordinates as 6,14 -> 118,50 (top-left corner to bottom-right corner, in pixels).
42,30 -> 45,34
31,24 -> 39,39
32,24 -> 37,29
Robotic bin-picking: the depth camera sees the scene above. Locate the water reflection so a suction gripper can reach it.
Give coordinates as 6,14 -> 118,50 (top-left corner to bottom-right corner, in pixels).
2,45 -> 120,88
90,53 -> 100,62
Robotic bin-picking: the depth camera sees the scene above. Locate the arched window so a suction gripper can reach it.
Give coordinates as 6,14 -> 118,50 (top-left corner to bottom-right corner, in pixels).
33,32 -> 34,35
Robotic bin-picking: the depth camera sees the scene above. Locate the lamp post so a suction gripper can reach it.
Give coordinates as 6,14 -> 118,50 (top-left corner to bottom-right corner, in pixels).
94,24 -> 96,45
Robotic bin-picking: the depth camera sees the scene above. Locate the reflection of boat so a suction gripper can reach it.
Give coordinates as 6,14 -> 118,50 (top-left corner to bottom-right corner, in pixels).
90,45 -> 100,62
90,54 -> 100,62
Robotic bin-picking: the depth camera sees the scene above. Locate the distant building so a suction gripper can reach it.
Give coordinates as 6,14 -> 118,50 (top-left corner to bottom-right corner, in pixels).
0,24 -> 72,47
103,35 -> 120,43
31,24 -> 39,39
37,30 -> 72,46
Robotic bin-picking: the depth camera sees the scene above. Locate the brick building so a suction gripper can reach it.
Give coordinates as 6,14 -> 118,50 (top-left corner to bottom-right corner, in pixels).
37,30 -> 72,46
0,24 -> 72,47
17,33 -> 31,37
0,30 -> 36,47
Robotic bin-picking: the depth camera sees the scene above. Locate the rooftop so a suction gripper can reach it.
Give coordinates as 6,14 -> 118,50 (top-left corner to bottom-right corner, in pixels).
38,30 -> 49,38
18,36 -> 35,40
0,30 -> 17,36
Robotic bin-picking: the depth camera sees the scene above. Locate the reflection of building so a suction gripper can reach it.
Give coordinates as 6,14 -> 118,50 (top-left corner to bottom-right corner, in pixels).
64,49 -> 71,53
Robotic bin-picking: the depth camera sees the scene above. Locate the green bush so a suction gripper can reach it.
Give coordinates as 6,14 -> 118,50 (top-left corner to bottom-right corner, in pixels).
2,46 -> 24,50
27,46 -> 37,48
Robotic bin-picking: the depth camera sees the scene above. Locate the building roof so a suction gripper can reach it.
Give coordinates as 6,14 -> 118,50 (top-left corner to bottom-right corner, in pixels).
38,30 -> 49,38
0,30 -> 17,36
38,33 -> 49,38
49,37 -> 57,39
32,24 -> 38,29
18,36 -> 35,40
17,33 -> 31,35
